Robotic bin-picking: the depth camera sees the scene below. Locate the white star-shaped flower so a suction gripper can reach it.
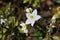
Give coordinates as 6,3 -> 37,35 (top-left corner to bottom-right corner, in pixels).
25,9 -> 41,26
20,22 -> 28,34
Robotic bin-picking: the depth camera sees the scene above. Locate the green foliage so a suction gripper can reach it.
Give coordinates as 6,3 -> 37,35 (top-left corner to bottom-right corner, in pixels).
8,16 -> 18,28
15,20 -> 18,26
0,10 -> 3,14
3,28 -> 7,34
32,32 -> 43,37
0,33 -> 2,39
51,6 -> 60,24
4,2 -> 11,16
8,16 -> 15,23
23,0 -> 29,3
53,6 -> 60,18
23,0 -> 44,7
57,0 -> 60,3
37,26 -> 42,31
32,0 -> 40,7
17,27 -> 21,33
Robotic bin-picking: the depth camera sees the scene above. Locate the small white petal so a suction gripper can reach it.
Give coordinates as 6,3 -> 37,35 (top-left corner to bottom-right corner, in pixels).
52,16 -> 56,19
50,23 -> 52,26
31,21 -> 35,26
20,23 -> 24,26
32,9 -> 37,15
25,19 -> 31,24
24,29 -> 28,33
26,13 -> 31,18
21,26 -> 28,33
26,8 -> 30,13
52,16 -> 56,23
34,15 -> 41,21
1,19 -> 5,24
26,8 -> 32,13
29,8 -> 32,11
4,19 -> 7,21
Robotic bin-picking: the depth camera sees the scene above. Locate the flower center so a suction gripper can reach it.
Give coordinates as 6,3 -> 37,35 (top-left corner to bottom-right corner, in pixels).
30,16 -> 33,19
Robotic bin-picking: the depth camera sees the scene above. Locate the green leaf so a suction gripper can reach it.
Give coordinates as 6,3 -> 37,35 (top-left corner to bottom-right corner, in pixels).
29,0 -> 32,4
8,16 -> 18,28
53,7 -> 60,18
2,35 -> 5,40
41,0 -> 44,2
17,27 -> 21,32
0,33 -> 2,39
3,28 -> 7,34
32,32 -> 43,37
57,0 -> 60,3
32,0 -> 41,7
0,10 -> 3,14
23,0 -> 29,3
8,16 -> 15,23
5,2 -> 11,16
37,26 -> 42,31
54,12 -> 60,19
14,20 -> 18,26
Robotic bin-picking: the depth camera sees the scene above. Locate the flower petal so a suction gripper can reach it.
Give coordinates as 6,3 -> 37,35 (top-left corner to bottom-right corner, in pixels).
25,19 -> 31,24
24,29 -> 28,33
26,13 -> 31,18
26,8 -> 30,13
52,16 -> 56,20
32,9 -> 37,15
31,21 -> 35,26
34,15 -> 41,21
20,22 -> 26,27
1,19 -> 5,24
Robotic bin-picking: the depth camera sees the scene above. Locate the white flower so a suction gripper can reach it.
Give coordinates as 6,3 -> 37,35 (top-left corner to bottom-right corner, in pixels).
20,22 -> 26,27
21,28 -> 28,34
0,19 -> 7,24
51,16 -> 56,23
4,19 -> 7,21
52,16 -> 56,20
26,8 -> 32,13
20,22 -> 28,34
25,9 -> 41,26
0,19 -> 5,24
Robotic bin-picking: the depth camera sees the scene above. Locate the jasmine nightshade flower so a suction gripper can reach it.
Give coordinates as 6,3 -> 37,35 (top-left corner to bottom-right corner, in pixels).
20,22 -> 28,34
25,9 -> 41,26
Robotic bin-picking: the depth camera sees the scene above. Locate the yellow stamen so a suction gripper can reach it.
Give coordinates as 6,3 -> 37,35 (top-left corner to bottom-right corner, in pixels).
30,16 -> 33,19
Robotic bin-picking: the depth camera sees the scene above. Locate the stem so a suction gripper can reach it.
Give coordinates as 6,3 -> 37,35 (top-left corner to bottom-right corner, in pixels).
48,32 -> 51,40
1,25 -> 3,40
46,26 -> 52,40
